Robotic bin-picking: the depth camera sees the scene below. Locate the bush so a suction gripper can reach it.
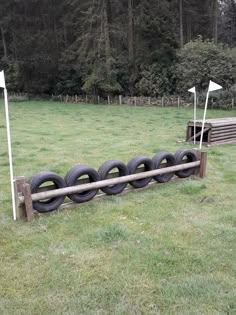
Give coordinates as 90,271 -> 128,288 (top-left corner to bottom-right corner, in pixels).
176,37 -> 236,95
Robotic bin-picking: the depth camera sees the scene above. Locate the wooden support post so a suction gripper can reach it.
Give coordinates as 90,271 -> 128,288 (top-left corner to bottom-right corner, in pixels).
14,176 -> 27,219
22,183 -> 34,221
199,151 -> 207,178
14,176 -> 34,221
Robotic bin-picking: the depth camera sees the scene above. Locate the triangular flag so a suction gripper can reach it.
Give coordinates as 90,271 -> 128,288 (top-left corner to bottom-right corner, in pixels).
188,86 -> 196,94
208,80 -> 222,92
0,70 -> 6,88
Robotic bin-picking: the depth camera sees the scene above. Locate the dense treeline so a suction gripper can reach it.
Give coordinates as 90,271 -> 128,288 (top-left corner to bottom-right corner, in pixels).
0,0 -> 236,96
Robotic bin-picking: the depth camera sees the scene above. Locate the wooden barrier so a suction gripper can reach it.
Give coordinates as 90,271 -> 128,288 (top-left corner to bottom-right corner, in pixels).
14,151 -> 207,221
186,118 -> 236,146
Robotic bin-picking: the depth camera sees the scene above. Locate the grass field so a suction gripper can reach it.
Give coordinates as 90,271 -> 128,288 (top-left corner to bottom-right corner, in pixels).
0,100 -> 236,315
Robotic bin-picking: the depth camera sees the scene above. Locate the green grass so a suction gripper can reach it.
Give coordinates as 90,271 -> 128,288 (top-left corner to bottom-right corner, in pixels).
0,100 -> 236,314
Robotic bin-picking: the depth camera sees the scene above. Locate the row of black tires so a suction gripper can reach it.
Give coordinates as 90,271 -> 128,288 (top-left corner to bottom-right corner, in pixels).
29,149 -> 198,213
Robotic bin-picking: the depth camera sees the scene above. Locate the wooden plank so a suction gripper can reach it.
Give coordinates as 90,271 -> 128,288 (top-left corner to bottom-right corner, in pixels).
192,118 -> 236,123
188,118 -> 236,128
211,134 -> 236,141
188,122 -> 212,128
211,125 -> 236,131
211,129 -> 236,135
19,160 -> 201,204
210,122 -> 236,127
212,126 -> 236,135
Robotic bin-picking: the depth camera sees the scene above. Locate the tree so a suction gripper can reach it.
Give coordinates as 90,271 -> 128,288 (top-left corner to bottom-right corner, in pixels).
179,0 -> 184,48
219,0 -> 236,46
176,37 -> 236,93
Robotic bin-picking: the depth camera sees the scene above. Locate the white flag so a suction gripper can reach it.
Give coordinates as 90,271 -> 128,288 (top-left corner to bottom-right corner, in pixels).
208,80 -> 222,92
0,70 -> 6,89
188,86 -> 196,94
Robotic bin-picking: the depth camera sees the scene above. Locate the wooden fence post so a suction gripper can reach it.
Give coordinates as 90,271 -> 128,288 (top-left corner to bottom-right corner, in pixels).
148,97 -> 151,106
14,177 -> 34,221
98,95 -> 100,104
119,95 -> 122,105
108,95 -> 110,104
14,176 -> 27,219
75,95 -> 78,103
199,151 -> 207,178
178,96 -> 180,108
134,96 -> 137,107
232,98 -> 234,110
161,97 -> 164,107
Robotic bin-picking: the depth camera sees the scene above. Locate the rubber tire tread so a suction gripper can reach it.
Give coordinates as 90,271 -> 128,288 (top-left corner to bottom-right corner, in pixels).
127,156 -> 153,188
175,149 -> 198,178
65,164 -> 100,203
30,171 -> 66,213
98,160 -> 128,195
152,151 -> 176,183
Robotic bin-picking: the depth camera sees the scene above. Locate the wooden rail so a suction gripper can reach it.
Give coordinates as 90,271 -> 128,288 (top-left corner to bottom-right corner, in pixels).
14,151 -> 207,221
18,161 -> 200,204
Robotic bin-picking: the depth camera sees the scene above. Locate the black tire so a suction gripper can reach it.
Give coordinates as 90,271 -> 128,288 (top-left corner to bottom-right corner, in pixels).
127,156 -> 153,188
175,149 -> 198,178
98,160 -> 128,195
152,151 -> 176,183
65,164 -> 100,203
29,171 -> 66,213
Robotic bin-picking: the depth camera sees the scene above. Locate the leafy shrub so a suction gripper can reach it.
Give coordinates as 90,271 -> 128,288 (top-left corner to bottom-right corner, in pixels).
176,37 -> 236,95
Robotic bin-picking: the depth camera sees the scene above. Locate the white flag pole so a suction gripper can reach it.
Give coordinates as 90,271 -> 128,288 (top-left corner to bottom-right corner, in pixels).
1,71 -> 16,220
194,91 -> 197,145
199,80 -> 222,150
199,89 -> 210,150
188,86 -> 197,144
4,88 -> 16,220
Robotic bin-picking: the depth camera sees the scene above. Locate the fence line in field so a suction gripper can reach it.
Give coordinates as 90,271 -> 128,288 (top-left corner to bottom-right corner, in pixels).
53,94 -> 192,108
3,92 -> 235,110
52,94 -> 235,110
